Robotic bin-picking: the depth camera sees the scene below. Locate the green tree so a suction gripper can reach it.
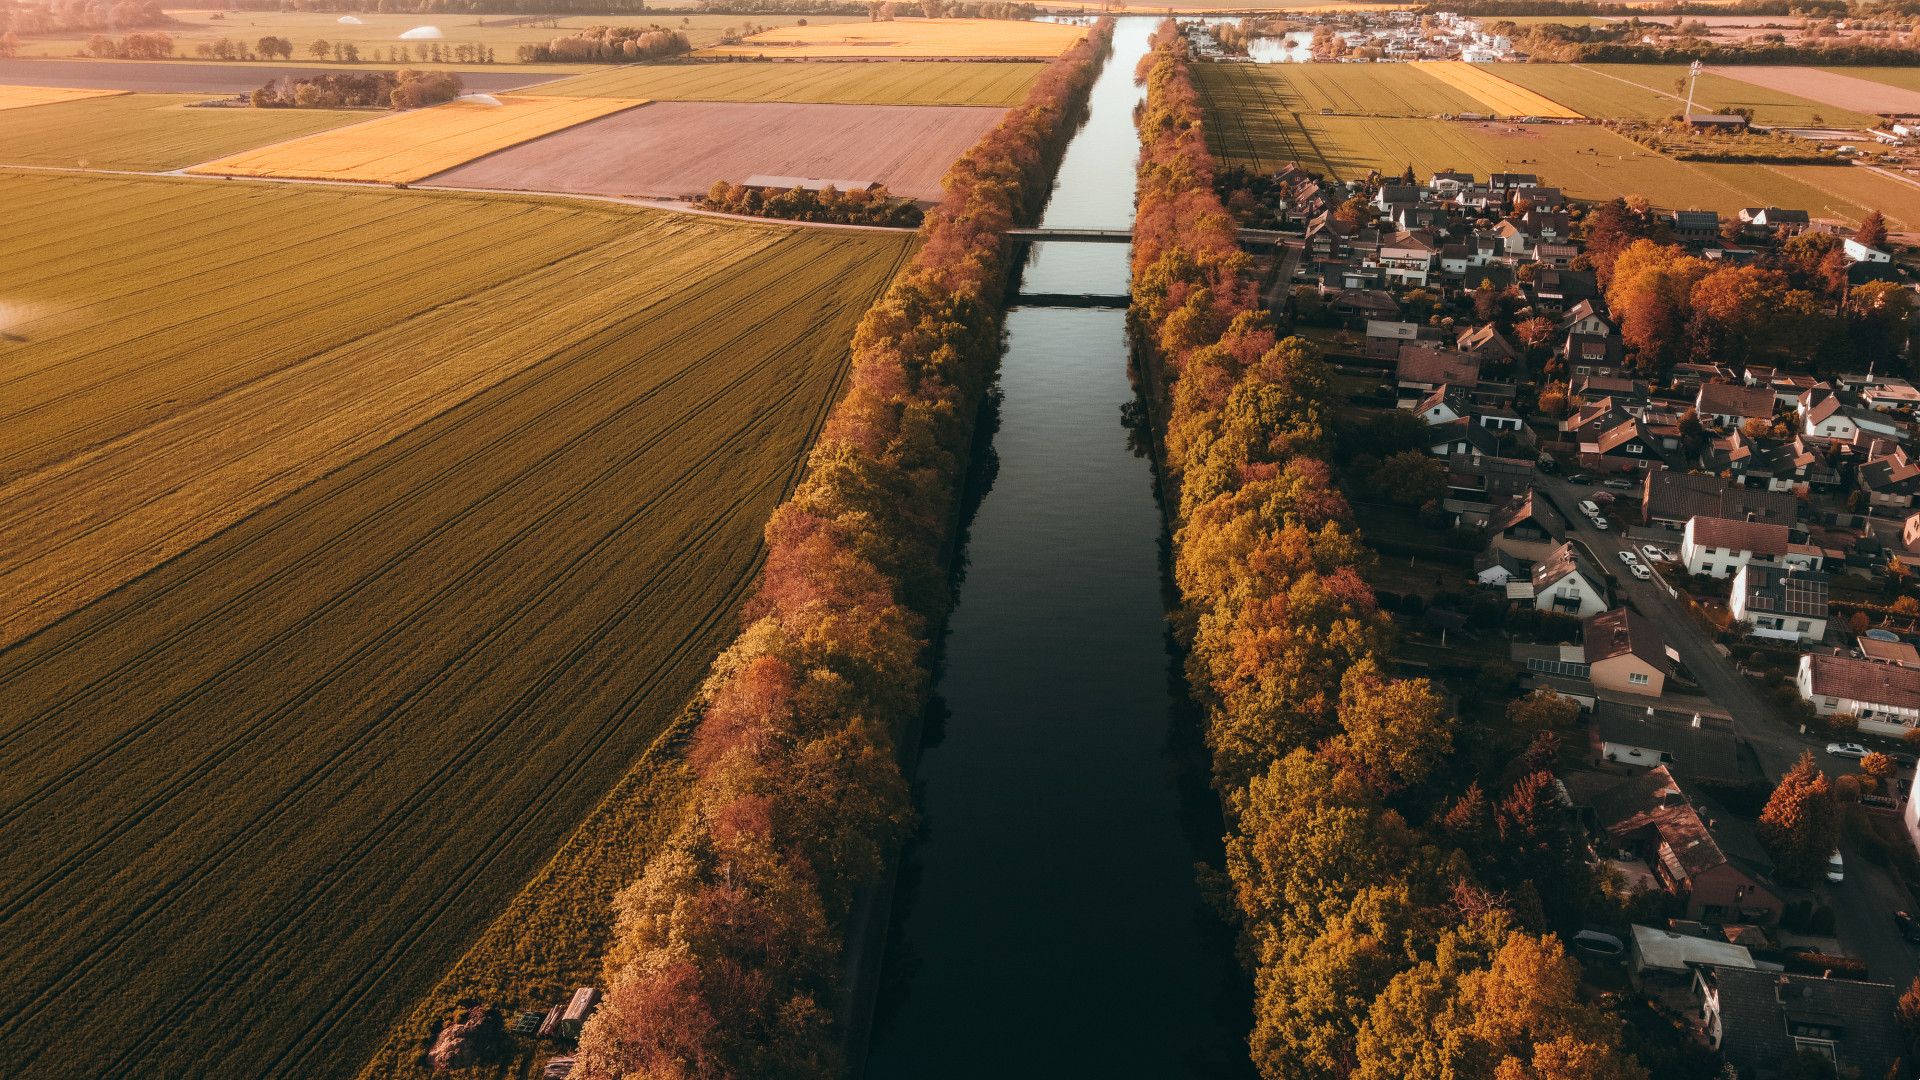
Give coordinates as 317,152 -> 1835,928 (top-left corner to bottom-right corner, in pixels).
1757,751 -> 1839,884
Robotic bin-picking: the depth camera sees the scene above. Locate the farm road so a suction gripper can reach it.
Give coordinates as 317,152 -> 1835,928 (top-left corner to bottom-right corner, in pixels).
0,58 -> 560,94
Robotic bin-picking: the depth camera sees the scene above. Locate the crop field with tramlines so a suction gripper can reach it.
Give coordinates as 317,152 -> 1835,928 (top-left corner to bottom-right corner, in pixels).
0,172 -> 911,1080
530,58 -> 1043,106
1195,66 -> 1918,227
0,92 -> 367,171
188,94 -> 643,183
696,15 -> 1086,58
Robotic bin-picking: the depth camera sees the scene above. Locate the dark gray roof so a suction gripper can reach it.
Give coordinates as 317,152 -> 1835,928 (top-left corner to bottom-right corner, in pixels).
1594,702 -> 1740,781
1642,467 -> 1798,526
1740,567 -> 1828,619
1706,966 -> 1901,1080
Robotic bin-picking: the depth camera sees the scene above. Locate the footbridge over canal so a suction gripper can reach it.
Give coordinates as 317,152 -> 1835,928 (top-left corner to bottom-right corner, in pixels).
1005,227 -> 1291,308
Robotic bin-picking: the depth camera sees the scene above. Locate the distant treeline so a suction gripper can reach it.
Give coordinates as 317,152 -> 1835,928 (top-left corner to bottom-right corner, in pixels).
514,23 -> 687,60
212,0 -> 1039,17
1431,0 -> 1846,16
0,0 -> 166,34
75,28 -> 169,55
1502,20 -> 1920,62
703,179 -> 925,227
1134,21 -> 1651,1078
250,67 -> 462,107
562,19 -> 1112,1079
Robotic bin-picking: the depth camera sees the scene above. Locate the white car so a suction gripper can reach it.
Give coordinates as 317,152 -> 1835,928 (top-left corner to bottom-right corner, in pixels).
1827,742 -> 1868,759
1639,544 -> 1667,563
1617,551 -> 1640,567
1592,516 -> 1610,531
1827,850 -> 1845,884
1631,564 -> 1652,581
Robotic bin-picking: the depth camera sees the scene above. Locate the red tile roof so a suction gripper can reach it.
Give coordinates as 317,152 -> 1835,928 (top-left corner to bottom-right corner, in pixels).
1689,516 -> 1790,557
1804,652 -> 1920,708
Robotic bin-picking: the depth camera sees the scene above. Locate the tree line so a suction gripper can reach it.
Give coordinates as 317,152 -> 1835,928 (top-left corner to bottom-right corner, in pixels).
0,0 -> 165,36
1133,22 -> 1651,1079
249,67 -> 462,108
515,23 -> 687,61
207,0 -> 1040,15
564,19 -> 1113,1079
703,179 -> 924,227
1498,18 -> 1920,63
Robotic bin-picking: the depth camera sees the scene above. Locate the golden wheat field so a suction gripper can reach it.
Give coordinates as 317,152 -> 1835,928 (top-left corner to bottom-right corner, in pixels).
0,171 -> 911,1079
186,94 -> 642,183
695,16 -> 1087,58
0,84 -> 126,110
1417,62 -> 1585,118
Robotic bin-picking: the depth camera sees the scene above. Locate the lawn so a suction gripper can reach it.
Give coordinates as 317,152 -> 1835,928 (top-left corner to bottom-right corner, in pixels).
186,94 -> 642,182
0,171 -> 911,1080
0,92 -> 366,170
1196,61 -> 1485,119
695,16 -> 1086,59
529,58 -> 1042,106
10,11 -> 869,61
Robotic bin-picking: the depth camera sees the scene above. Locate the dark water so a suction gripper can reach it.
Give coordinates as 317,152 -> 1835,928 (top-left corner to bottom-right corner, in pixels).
863,18 -> 1252,1078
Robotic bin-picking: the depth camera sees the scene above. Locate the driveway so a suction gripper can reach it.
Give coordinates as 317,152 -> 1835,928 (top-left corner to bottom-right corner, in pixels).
1538,472 -> 1920,989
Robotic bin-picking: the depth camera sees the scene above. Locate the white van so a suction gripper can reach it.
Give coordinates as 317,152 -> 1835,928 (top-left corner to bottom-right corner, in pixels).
1578,500 -> 1601,518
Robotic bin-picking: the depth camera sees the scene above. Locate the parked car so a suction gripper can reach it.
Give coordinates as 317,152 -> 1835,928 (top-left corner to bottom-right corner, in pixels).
1631,564 -> 1652,581
1592,516 -> 1610,531
1827,742 -> 1868,759
1571,929 -> 1626,960
1537,455 -> 1557,474
1893,910 -> 1920,945
1568,474 -> 1592,484
1603,478 -> 1634,490
1579,500 -> 1601,517
1617,551 -> 1640,566
1827,850 -> 1845,883
1639,544 -> 1668,563
1889,751 -> 1919,769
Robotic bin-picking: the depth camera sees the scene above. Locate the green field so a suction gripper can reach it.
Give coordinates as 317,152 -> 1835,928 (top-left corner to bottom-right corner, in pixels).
1823,66 -> 1920,94
1476,63 -> 1675,120
1195,81 -> 1917,226
530,58 -> 1042,105
0,172 -> 911,1080
1543,63 -> 1880,128
12,11 -> 867,63
0,93 -> 367,170
1197,61 -> 1485,118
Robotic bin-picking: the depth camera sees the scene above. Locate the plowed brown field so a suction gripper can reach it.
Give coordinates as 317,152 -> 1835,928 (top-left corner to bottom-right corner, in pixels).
0,172 -> 911,1080
426,98 -> 1004,201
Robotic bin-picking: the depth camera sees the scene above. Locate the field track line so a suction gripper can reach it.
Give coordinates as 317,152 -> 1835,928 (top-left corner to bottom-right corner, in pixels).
0,235 -> 887,1053
1572,63 -> 1685,106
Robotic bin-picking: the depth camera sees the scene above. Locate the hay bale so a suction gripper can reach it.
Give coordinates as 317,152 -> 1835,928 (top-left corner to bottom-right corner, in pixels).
427,1006 -> 507,1071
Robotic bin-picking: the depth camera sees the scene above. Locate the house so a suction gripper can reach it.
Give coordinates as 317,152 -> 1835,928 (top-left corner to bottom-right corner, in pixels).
1859,448 -> 1920,510
1486,490 -> 1566,564
1475,547 -> 1524,587
1531,541 -> 1609,617
1668,209 -> 1721,245
1414,385 -> 1468,425
1592,766 -> 1786,925
1456,323 -> 1517,365
1739,207 -> 1811,235
1364,319 -> 1425,360
1642,468 -> 1797,529
1630,925 -> 1756,985
1798,651 -> 1920,736
1802,390 -> 1901,443
1579,415 -> 1657,471
1585,607 -> 1672,697
1534,240 -> 1578,270
1533,268 -> 1598,309
1327,288 -> 1401,320
1844,237 -> 1892,264
1680,515 -> 1792,578
1489,172 -> 1538,192
1377,229 -> 1439,286
1729,566 -> 1828,643
1694,967 -> 1901,1080
1595,699 -> 1740,781
1861,635 -> 1920,668
1695,381 -> 1777,430
1429,169 -> 1474,193
1395,345 -> 1480,399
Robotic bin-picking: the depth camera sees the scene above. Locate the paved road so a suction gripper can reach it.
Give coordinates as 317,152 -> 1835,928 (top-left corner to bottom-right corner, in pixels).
0,57 -> 560,94
1539,471 -> 1919,989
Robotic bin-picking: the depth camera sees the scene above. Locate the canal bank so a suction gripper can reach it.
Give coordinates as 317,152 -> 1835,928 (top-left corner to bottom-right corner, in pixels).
862,17 -> 1251,1078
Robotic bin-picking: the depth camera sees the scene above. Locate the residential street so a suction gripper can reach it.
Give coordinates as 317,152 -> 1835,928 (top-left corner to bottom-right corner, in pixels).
1537,472 -> 1920,989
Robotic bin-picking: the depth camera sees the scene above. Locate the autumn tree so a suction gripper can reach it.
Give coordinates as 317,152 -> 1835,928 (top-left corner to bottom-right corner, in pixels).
307,38 -> 329,58
1757,751 -> 1839,884
1371,450 -> 1446,506
1607,239 -> 1709,371
1507,689 -> 1577,733
1857,209 -> 1889,251
1325,659 -> 1453,796
0,31 -> 20,58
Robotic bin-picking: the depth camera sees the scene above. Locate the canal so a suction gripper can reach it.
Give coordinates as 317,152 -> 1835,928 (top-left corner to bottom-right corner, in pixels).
863,17 -> 1252,1078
